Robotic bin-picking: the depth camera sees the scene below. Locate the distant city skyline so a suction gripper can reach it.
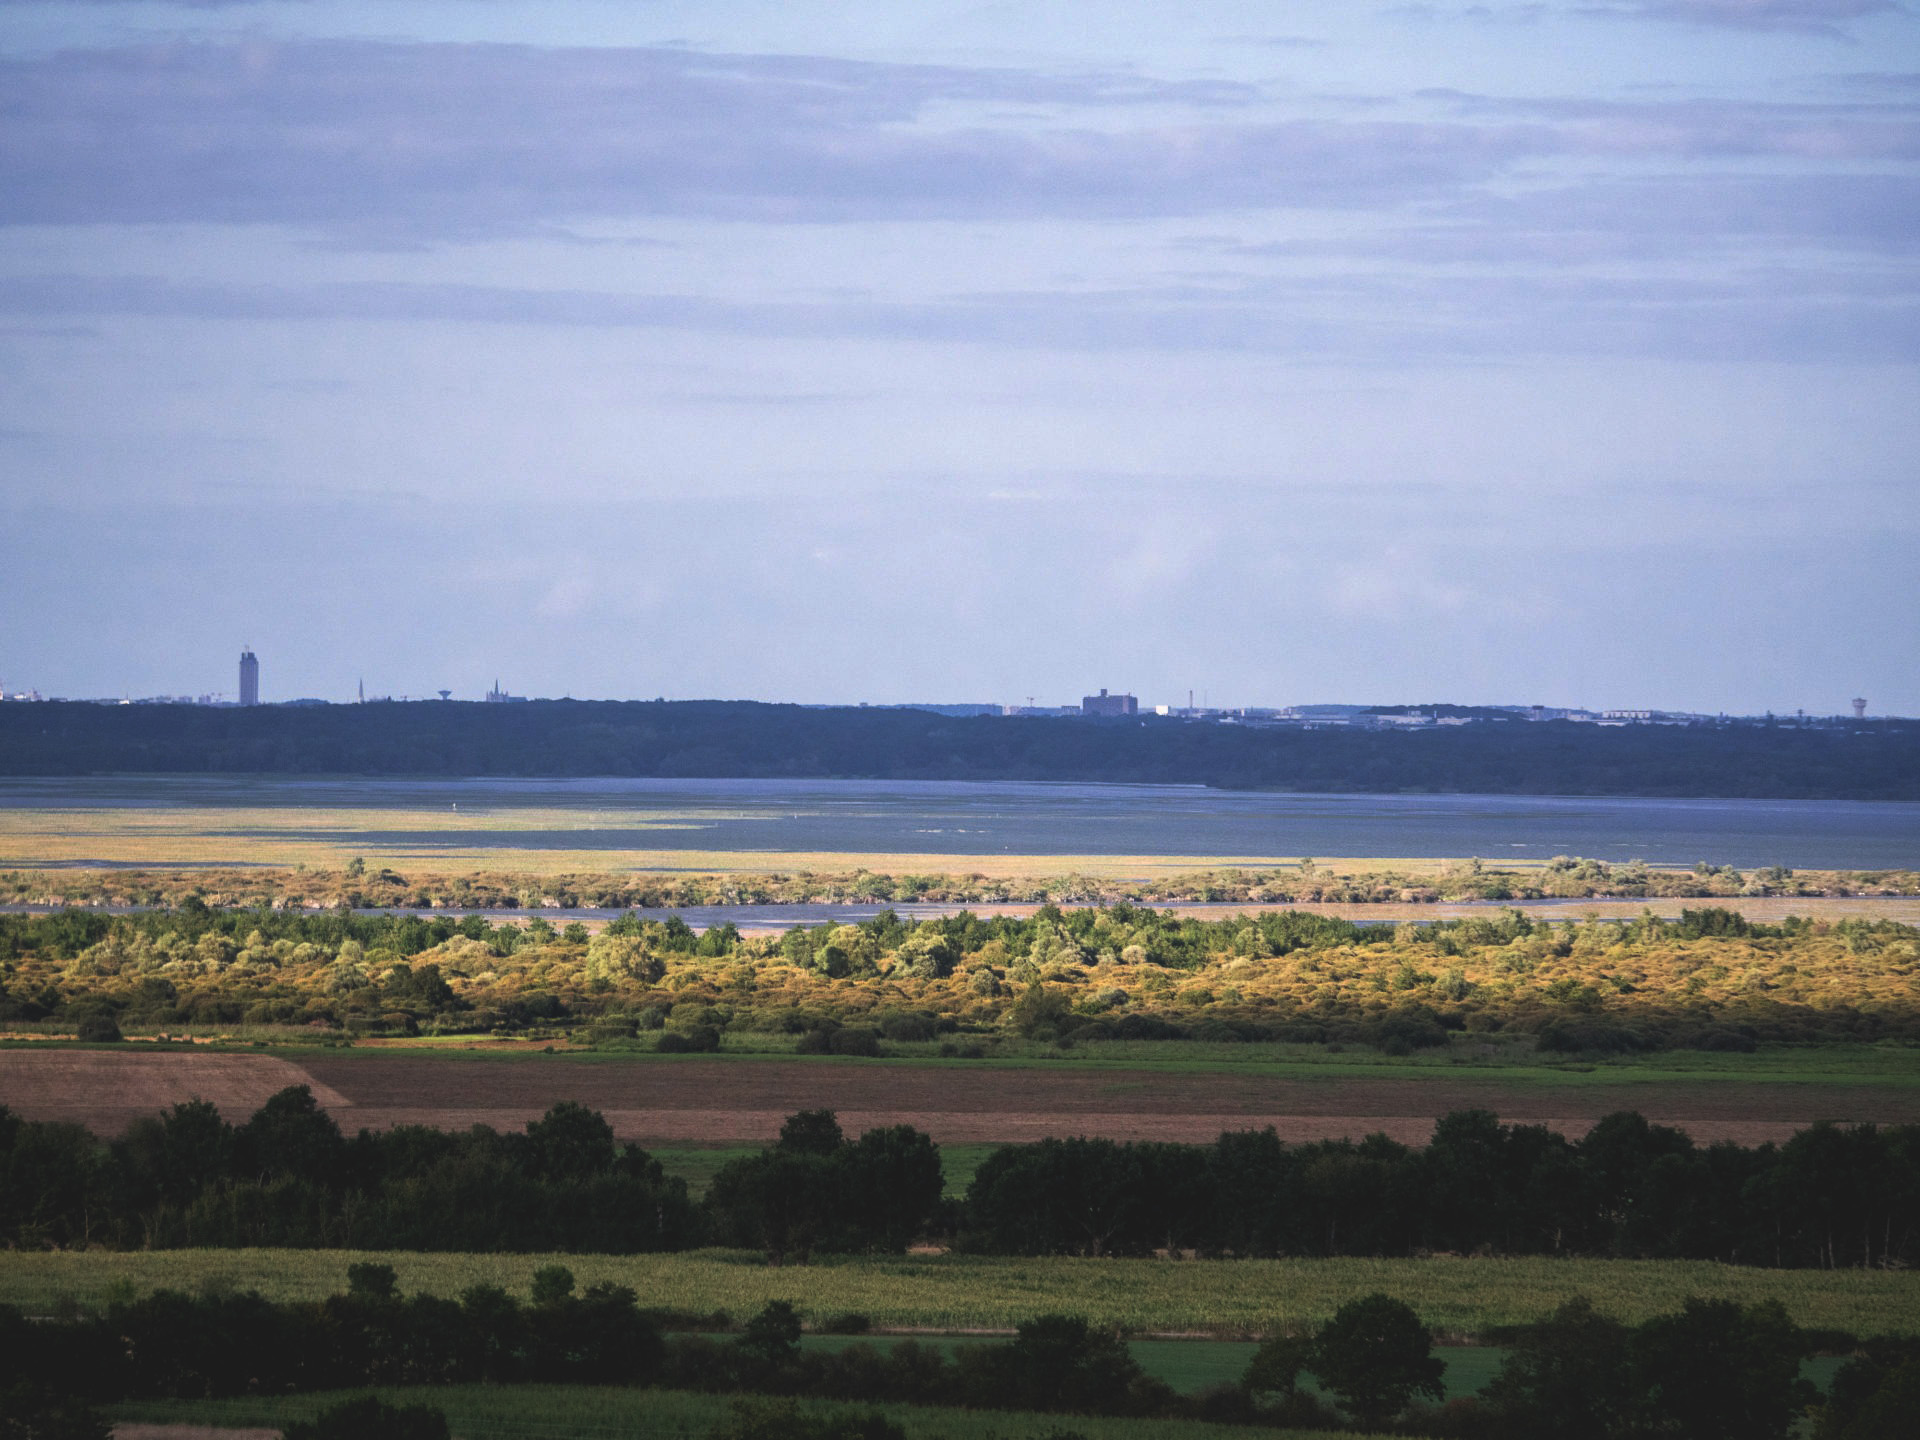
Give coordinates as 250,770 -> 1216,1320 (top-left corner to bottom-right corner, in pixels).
0,652 -> 1894,723
2,2 -> 1915,713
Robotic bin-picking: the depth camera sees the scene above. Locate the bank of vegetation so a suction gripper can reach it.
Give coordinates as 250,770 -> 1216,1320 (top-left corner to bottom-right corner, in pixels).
10,856 -> 1917,912
4,901 -> 1917,1054
3,1096 -> 1916,1270
3,699 -> 1915,799
5,1263 -> 1916,1439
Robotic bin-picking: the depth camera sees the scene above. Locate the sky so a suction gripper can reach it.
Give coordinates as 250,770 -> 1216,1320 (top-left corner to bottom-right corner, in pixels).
1,1 -> 1916,714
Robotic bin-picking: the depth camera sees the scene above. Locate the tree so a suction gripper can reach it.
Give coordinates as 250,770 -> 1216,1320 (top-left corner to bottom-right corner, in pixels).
1632,1297 -> 1812,1440
737,1299 -> 804,1368
778,1111 -> 845,1157
236,1085 -> 344,1186
974,1314 -> 1150,1413
523,1102 -> 616,1182
1307,1293 -> 1445,1428
346,1262 -> 399,1304
1479,1296 -> 1634,1440
833,1125 -> 943,1252
529,1264 -> 575,1306
1242,1331 -> 1313,1397
1820,1354 -> 1920,1440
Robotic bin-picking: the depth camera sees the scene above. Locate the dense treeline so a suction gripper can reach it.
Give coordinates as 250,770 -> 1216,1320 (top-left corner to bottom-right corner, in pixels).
0,1092 -> 696,1252
956,1110 -> 1920,1268
6,900 -> 1917,1052
4,1272 -> 1916,1439
4,1093 -> 1916,1269
3,699 -> 1914,798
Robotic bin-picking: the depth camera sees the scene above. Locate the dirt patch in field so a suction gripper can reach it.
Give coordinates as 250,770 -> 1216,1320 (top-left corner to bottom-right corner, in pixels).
0,1050 -> 349,1133
332,1104 -> 1820,1147
113,1427 -> 279,1440
297,1055 -> 1920,1147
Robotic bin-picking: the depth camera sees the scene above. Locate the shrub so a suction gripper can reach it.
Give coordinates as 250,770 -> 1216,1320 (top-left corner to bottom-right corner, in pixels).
827,1027 -> 882,1057
658,1025 -> 721,1054
73,1013 -> 122,1044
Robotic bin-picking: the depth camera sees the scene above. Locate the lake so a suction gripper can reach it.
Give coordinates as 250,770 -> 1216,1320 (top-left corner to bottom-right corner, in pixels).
1,776 -> 1914,870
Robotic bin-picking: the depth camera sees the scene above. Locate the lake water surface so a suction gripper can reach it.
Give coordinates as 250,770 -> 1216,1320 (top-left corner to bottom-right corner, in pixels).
3,776 -> 1914,869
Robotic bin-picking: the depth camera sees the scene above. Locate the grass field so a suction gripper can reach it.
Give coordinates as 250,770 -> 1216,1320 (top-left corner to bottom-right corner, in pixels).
103,1384 -> 1364,1440
7,1249 -> 1915,1338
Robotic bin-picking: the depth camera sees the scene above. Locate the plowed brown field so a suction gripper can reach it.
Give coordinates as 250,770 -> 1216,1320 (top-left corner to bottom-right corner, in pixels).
4,1050 -> 1915,1147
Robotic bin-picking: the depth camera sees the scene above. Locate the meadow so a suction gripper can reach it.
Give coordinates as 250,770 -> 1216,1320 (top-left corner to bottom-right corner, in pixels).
104,1383 -> 1361,1440
6,1249 -> 1914,1337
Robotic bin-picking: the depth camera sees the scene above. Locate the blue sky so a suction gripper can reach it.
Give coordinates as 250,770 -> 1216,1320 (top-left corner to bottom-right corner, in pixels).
1,0 -> 1915,713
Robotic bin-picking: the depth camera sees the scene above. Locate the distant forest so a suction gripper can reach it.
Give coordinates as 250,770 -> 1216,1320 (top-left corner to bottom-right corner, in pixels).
1,701 -> 1914,799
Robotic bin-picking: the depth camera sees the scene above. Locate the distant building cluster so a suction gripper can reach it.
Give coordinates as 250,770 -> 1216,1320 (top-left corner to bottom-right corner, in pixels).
1080,688 -> 1138,717
0,657 -> 1886,726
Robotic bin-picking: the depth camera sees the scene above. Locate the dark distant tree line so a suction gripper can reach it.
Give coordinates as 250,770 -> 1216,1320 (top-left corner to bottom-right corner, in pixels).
5,1273 -> 1917,1440
0,1091 -> 696,1253
2,699 -> 1914,799
3,1095 -> 1916,1268
957,1109 -> 1920,1268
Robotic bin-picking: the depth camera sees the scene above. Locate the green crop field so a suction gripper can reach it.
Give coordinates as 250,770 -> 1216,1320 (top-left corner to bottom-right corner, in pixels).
9,1249 -> 1915,1338
103,1383 -> 1363,1440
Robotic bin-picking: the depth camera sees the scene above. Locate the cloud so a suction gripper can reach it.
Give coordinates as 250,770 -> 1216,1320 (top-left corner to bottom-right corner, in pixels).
0,39 -> 1553,237
4,258 -> 1913,364
1582,1 -> 1901,33
3,38 -> 1909,243
1417,89 -> 1920,160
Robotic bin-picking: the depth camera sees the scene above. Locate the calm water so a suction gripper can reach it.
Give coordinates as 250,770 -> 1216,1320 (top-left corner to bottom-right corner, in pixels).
3,776 -> 1915,869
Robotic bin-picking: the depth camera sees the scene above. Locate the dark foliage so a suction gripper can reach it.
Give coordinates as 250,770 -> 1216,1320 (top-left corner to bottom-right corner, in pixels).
0,1282 -> 1885,1440
0,1089 -> 695,1253
4,1096 -> 1917,1267
702,1116 -> 944,1263
958,1109 -> 1920,1266
3,700 -> 1913,799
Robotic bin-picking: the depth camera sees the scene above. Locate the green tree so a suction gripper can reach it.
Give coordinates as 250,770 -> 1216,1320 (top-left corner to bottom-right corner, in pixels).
1633,1297 -> 1812,1440
1479,1296 -> 1634,1440
738,1299 -> 804,1366
529,1264 -> 575,1306
1308,1293 -> 1445,1428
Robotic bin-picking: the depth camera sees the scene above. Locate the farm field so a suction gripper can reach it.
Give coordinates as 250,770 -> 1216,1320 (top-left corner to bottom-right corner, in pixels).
7,1248 -> 1915,1337
4,1045 -> 1917,1147
104,1384 -> 1355,1440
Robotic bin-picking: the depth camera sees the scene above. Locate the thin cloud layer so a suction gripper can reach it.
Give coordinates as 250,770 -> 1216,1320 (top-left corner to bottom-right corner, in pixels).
1588,1 -> 1899,33
0,41 -> 1544,234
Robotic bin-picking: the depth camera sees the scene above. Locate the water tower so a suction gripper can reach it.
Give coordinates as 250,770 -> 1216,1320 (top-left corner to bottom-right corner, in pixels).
1852,697 -> 1867,720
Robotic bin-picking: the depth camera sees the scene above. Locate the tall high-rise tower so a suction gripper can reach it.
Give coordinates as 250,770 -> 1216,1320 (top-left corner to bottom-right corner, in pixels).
239,649 -> 259,707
